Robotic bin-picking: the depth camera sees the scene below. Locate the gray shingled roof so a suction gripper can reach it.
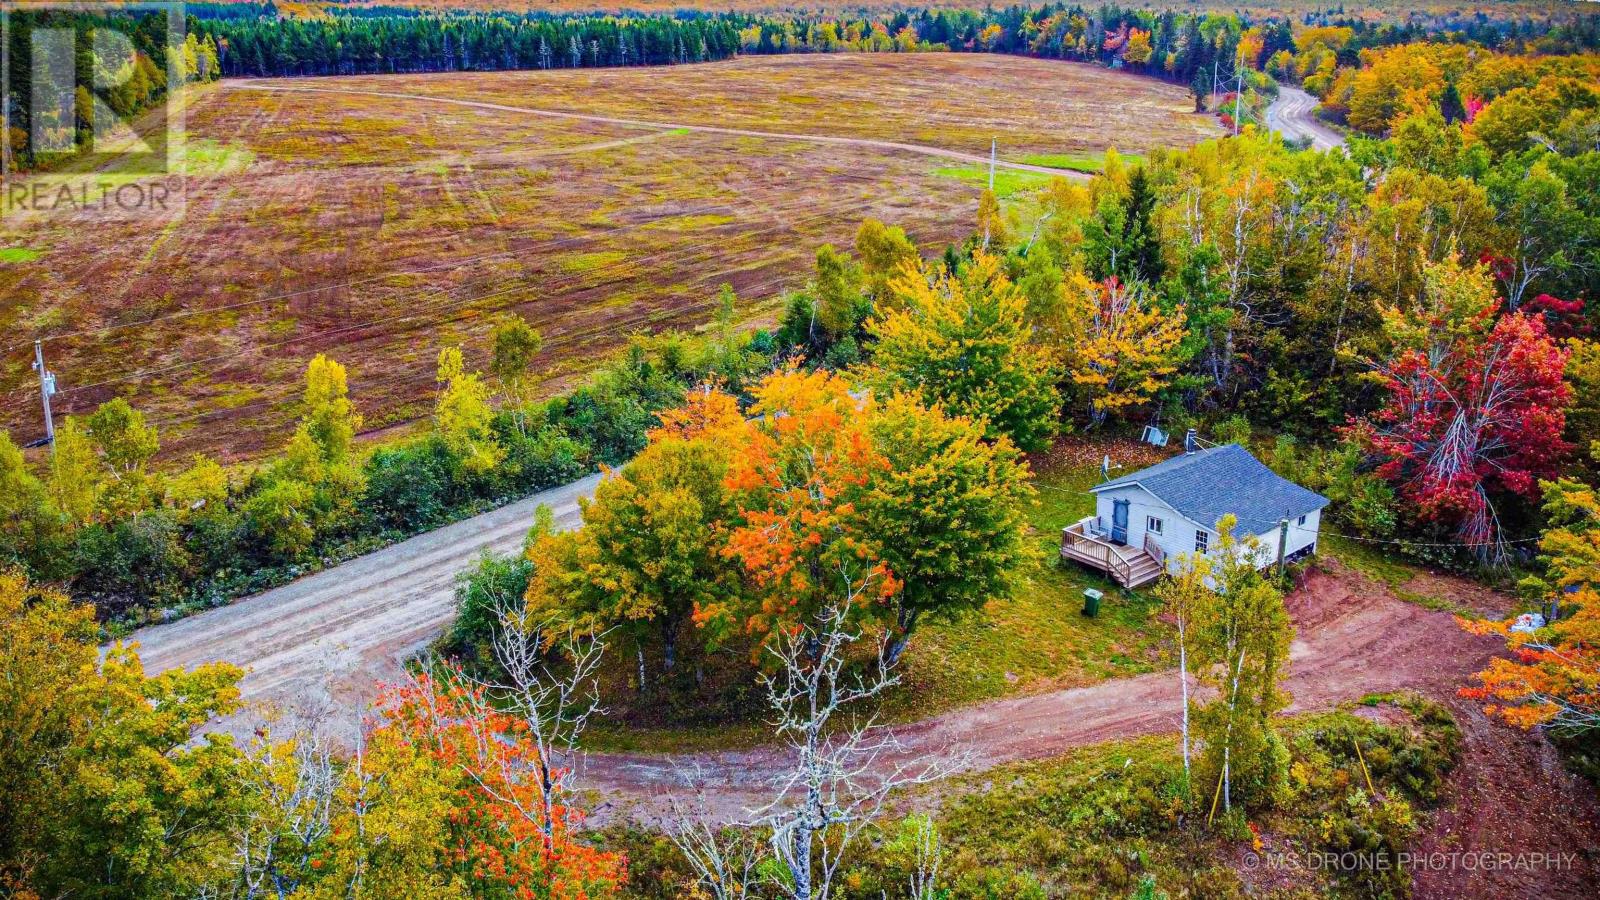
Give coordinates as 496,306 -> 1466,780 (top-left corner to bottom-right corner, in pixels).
1090,444 -> 1329,536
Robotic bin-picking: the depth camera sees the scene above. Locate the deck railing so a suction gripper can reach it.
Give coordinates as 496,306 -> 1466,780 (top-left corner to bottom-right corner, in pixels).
1142,532 -> 1166,570
1061,518 -> 1132,585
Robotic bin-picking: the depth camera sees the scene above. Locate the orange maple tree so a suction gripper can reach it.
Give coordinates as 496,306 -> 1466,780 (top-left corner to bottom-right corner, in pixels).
359,669 -> 626,897
1461,478 -> 1600,732
711,367 -> 899,643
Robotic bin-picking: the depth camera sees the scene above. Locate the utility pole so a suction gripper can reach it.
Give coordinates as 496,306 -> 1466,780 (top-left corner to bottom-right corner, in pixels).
1233,67 -> 1244,136
33,340 -> 57,452
988,137 -> 996,192
1275,515 -> 1289,583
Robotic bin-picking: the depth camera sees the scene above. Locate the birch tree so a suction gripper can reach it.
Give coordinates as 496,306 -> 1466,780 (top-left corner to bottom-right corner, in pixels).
472,602 -> 607,851
1155,555 -> 1205,783
1185,516 -> 1293,818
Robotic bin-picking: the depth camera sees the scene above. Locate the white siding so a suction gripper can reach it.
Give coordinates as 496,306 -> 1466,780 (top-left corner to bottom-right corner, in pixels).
1092,486 -> 1321,574
1092,485 -> 1193,566
1258,507 -> 1320,561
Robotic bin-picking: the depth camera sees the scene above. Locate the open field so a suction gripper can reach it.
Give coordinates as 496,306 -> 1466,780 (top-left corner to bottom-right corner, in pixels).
0,54 -> 1214,461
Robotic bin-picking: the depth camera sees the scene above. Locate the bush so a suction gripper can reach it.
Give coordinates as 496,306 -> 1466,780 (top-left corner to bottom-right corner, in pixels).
363,437 -> 455,533
449,551 -> 534,664
493,417 -> 591,494
71,510 -> 191,608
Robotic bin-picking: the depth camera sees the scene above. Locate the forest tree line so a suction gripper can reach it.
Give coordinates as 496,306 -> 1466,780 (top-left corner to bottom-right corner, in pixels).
188,1 -> 1600,89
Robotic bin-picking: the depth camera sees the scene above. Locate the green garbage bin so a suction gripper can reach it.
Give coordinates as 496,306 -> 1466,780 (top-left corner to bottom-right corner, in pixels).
1082,588 -> 1104,618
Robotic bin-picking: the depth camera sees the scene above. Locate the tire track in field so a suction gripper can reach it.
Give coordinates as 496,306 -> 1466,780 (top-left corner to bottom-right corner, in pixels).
229,81 -> 1092,181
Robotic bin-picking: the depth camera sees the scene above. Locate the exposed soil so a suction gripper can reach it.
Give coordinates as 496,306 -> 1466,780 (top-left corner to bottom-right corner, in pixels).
1410,700 -> 1600,900
577,557 -> 1507,825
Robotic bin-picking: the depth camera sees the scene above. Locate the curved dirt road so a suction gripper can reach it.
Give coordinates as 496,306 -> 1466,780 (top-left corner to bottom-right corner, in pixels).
230,81 -> 1091,180
1265,86 -> 1345,152
578,560 -> 1502,824
127,473 -> 603,737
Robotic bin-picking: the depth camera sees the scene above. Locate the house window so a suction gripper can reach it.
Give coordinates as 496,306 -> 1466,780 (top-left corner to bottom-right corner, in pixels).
1195,531 -> 1209,553
1297,514 -> 1307,527
1146,516 -> 1163,535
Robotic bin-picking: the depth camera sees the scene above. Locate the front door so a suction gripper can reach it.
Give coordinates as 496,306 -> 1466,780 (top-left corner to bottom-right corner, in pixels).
1111,499 -> 1130,545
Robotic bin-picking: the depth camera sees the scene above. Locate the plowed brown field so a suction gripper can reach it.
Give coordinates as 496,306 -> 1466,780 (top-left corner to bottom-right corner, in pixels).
1,54 -> 1214,460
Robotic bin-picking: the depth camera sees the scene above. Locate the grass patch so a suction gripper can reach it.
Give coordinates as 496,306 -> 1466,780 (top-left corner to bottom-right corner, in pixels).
0,247 -> 42,263
185,138 -> 255,177
932,164 -> 1058,199
559,250 -> 631,274
1322,534 -> 1486,619
888,456 -> 1165,716
899,694 -> 1460,899
1020,150 -> 1148,173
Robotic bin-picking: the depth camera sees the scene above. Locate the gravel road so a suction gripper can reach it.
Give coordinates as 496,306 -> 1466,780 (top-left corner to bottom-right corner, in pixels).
126,473 -> 603,738
1265,86 -> 1345,152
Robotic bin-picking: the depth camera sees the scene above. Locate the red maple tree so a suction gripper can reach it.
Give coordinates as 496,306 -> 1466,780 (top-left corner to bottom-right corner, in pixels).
1352,308 -> 1571,558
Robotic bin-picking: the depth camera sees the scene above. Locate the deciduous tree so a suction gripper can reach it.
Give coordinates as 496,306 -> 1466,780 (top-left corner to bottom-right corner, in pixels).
868,252 -> 1059,450
1350,256 -> 1571,559
1462,478 -> 1600,732
859,392 -> 1032,663
1183,517 -> 1294,816
489,313 -> 544,434
435,346 -> 505,475
1067,274 -> 1189,427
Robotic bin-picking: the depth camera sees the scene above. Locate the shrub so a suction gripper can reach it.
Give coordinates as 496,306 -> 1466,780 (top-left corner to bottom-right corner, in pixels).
493,417 -> 591,494
448,551 -> 534,664
241,478 -> 317,561
363,437 -> 455,533
71,510 -> 191,608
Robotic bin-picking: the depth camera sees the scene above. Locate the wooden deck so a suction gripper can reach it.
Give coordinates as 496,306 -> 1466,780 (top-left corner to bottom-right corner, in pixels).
1060,518 -> 1164,588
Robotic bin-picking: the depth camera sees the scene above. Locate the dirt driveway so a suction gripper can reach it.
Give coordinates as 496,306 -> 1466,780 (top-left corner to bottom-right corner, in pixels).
576,559 -> 1505,824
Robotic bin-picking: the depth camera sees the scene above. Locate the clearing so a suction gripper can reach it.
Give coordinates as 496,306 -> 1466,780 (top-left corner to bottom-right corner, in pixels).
0,54 -> 1214,461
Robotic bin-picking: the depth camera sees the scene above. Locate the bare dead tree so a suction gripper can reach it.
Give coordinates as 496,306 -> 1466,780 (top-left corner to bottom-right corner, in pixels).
666,770 -> 765,900
666,566 -> 962,900
208,717 -> 338,900
904,814 -> 943,900
466,596 -> 608,849
762,570 -> 963,900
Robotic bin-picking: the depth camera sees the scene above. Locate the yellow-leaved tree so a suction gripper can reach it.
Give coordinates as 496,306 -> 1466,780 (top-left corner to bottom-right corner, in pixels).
867,252 -> 1059,450
1066,273 -> 1188,427
434,346 -> 504,475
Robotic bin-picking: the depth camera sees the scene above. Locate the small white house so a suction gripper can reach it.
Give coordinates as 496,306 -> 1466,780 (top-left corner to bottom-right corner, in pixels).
1060,442 -> 1328,588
